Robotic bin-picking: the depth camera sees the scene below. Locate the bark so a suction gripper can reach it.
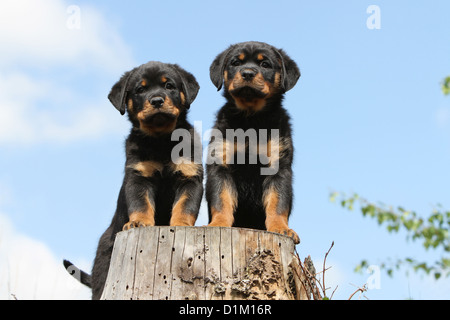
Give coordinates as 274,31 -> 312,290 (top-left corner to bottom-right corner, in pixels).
101,226 -> 316,300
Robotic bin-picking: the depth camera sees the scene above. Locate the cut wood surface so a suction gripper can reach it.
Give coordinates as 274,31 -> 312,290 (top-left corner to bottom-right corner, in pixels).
101,226 -> 315,300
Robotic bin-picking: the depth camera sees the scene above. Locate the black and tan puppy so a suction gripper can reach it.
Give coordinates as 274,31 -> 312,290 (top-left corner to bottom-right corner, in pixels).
67,61 -> 203,299
206,41 -> 300,244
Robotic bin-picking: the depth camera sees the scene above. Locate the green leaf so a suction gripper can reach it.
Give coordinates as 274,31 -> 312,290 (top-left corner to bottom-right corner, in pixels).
354,260 -> 368,274
367,205 -> 376,217
442,258 -> 450,267
443,76 -> 450,95
404,220 -> 414,231
331,191 -> 450,280
329,192 -> 338,203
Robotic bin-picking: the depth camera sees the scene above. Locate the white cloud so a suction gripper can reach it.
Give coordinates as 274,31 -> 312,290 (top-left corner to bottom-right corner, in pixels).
0,213 -> 91,299
0,0 -> 133,72
310,257 -> 350,299
0,0 -> 134,145
0,72 -> 130,144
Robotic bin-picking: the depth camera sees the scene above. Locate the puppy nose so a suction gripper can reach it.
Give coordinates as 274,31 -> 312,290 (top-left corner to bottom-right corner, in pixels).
150,97 -> 164,108
241,69 -> 256,81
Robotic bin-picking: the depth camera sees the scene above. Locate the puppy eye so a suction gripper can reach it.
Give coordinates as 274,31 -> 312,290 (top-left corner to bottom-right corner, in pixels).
165,82 -> 175,90
136,86 -> 144,94
231,60 -> 241,67
260,61 -> 271,68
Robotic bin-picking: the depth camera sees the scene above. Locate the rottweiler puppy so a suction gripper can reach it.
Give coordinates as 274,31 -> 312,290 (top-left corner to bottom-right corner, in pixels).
83,61 -> 202,299
206,41 -> 300,244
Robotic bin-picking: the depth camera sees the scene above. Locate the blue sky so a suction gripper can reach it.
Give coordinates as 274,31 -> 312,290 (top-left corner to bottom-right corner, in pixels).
0,0 -> 449,299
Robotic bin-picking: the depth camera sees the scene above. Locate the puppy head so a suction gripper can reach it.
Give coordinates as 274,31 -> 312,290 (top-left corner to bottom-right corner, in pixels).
108,61 -> 199,136
210,41 -> 300,112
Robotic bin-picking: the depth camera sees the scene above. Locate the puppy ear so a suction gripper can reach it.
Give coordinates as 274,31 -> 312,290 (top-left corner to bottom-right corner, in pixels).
209,45 -> 234,91
275,48 -> 300,92
173,65 -> 200,109
108,69 -> 135,115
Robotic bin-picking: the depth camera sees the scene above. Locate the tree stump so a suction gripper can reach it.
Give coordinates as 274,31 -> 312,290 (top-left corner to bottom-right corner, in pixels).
101,226 -> 315,300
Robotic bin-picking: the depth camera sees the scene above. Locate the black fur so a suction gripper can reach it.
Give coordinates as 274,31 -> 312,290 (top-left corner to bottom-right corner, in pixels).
64,61 -> 203,300
206,41 -> 300,243
63,259 -> 92,288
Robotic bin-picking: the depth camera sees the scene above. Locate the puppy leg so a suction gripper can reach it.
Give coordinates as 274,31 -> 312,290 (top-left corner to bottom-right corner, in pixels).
122,171 -> 159,230
262,169 -> 300,244
206,165 -> 237,227
170,179 -> 203,226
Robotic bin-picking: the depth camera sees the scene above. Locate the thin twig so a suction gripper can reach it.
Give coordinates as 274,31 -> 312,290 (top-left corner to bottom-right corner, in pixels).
294,249 -> 321,300
330,285 -> 338,300
296,252 -> 318,300
290,253 -> 311,300
313,266 -> 332,276
322,241 -> 334,298
293,244 -> 338,300
348,284 -> 368,300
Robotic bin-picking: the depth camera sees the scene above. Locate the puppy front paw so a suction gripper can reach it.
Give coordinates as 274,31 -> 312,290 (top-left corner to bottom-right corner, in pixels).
267,226 -> 300,244
123,220 -> 147,230
122,212 -> 154,231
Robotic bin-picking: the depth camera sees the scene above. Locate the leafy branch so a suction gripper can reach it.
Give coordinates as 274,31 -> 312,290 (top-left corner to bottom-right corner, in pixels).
442,76 -> 450,95
330,192 -> 450,279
